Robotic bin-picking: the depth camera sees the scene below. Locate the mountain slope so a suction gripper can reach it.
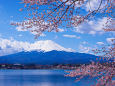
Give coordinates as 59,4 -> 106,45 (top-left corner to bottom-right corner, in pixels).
0,50 -> 99,64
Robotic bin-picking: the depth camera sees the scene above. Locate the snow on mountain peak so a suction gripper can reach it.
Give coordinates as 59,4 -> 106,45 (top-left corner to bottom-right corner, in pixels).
28,40 -> 74,52
0,38 -> 74,56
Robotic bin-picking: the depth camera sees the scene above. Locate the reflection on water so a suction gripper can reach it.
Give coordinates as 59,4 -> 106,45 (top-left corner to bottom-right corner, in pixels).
0,70 -> 96,86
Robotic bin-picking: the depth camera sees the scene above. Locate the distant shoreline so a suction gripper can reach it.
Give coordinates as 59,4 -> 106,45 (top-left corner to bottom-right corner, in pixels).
0,62 -> 112,70
0,64 -> 81,70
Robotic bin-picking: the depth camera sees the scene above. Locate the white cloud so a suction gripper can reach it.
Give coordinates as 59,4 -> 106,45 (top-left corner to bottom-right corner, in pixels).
0,38 -> 74,56
85,0 -> 107,11
40,33 -> 46,37
96,42 -> 104,45
79,44 -> 91,53
16,26 -> 27,31
106,38 -> 115,44
18,34 -> 23,37
74,17 -> 112,35
31,31 -> 46,37
78,44 -> 98,54
9,37 -> 14,41
15,20 -> 65,37
16,26 -> 46,37
63,0 -> 107,12
57,28 -> 64,32
64,0 -> 86,7
63,34 -> 80,39
82,41 -> 88,45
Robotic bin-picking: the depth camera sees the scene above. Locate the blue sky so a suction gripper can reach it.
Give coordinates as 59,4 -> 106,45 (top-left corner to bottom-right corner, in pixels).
0,0 -> 114,55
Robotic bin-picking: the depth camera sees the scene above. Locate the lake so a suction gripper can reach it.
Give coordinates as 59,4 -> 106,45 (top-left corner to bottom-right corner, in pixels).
0,69 -> 96,86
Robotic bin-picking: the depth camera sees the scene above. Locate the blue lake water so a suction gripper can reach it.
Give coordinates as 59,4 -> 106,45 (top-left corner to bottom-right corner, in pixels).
0,69 -> 96,86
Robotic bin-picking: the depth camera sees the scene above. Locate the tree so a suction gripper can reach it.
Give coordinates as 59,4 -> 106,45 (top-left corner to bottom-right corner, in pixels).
11,0 -> 115,86
65,18 -> 115,85
65,20 -> 115,85
66,38 -> 115,86
11,0 -> 115,37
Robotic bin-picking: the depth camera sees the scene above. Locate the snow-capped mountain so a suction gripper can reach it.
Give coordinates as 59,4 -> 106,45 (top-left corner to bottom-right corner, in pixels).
26,40 -> 74,52
0,39 -> 74,56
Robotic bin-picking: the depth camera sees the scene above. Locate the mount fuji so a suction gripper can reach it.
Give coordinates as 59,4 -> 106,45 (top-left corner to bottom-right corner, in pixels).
23,40 -> 74,52
0,40 -> 100,64
0,39 -> 74,56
